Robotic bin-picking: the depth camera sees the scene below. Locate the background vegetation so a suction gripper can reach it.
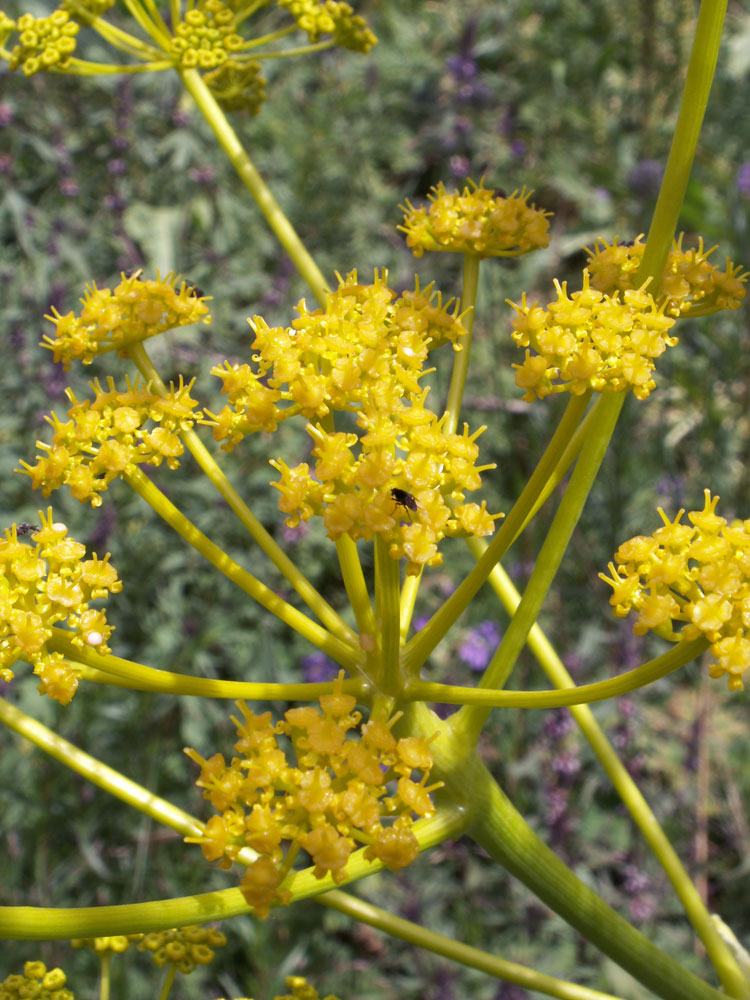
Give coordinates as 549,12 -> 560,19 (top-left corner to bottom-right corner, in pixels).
2,1 -> 750,996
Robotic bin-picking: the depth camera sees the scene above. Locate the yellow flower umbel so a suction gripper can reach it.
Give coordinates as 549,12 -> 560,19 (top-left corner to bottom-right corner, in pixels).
0,962 -> 73,1000
508,270 -> 678,401
19,376 -> 203,507
208,270 -> 502,575
600,491 -> 750,691
399,179 -> 551,259
215,977 -> 341,1000
0,509 -> 120,705
185,674 -> 442,918
42,271 -> 211,370
71,934 -> 144,953
585,235 -> 748,317
8,9 -> 79,76
137,925 -> 227,973
278,0 -> 377,52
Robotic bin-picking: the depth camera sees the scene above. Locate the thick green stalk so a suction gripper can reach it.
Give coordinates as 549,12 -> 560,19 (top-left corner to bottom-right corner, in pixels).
374,534 -> 401,695
443,252 -> 480,435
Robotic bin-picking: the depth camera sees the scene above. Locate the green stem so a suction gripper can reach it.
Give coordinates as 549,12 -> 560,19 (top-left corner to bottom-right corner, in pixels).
405,637 -> 705,708
178,67 -> 329,305
637,0 -> 727,287
131,344 -> 356,647
374,534 -> 401,694
99,952 -> 111,1000
336,534 -> 376,638
453,392 -> 624,744
158,966 -> 177,1000
402,392 -> 590,676
443,252 -> 480,435
320,890 -> 626,1000
124,466 -> 361,672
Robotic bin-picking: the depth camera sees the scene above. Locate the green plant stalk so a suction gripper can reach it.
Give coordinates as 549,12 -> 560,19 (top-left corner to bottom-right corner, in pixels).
405,636 -> 706,708
124,465 -> 361,672
118,0 -> 170,48
443,252 -> 480,435
464,554 -> 750,998
131,343 -> 356,647
48,629 -> 366,702
336,534 -> 377,638
320,891 -> 626,1000
637,0 -> 728,287
402,391 -> 590,675
374,534 -> 401,695
178,67 -> 329,305
399,570 -> 421,642
100,953 -> 111,1000
453,392 -> 624,743
158,966 -> 176,1000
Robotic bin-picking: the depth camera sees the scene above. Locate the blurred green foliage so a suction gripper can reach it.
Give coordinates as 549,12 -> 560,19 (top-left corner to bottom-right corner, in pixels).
2,1 -> 750,997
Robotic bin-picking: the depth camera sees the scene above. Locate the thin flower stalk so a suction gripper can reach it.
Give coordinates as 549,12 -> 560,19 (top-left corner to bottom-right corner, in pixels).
125,466 -> 362,672
374,534 -> 401,695
442,252 -> 479,436
335,534 -> 376,638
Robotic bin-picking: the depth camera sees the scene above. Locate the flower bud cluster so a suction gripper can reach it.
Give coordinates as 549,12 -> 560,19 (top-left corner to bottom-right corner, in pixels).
19,376 -> 202,507
185,675 -> 442,918
0,509 -> 120,705
509,270 -> 678,401
171,0 -> 243,69
137,925 -> 227,974
585,235 -> 748,317
0,963 -> 73,1000
399,179 -> 551,258
71,934 -> 143,953
275,977 -> 341,1000
208,271 -> 501,575
8,9 -> 78,76
43,271 -> 211,369
600,491 -> 750,691
278,0 -> 377,52
204,58 -> 266,114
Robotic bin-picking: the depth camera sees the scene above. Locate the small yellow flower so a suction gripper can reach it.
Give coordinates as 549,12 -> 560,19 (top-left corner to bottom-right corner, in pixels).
0,962 -> 74,1000
8,8 -> 78,76
19,376 -> 203,507
138,926 -> 226,974
508,270 -> 678,401
185,674 -> 441,916
0,509 -> 120,704
585,235 -> 748,317
400,179 -> 551,258
71,934 -> 143,953
43,271 -> 211,369
600,491 -> 750,690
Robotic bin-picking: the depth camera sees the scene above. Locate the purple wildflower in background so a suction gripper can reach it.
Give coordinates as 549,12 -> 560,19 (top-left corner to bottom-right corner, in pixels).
0,102 -> 14,126
627,159 -> 663,198
300,651 -> 338,684
459,620 -> 500,671
736,162 -> 750,196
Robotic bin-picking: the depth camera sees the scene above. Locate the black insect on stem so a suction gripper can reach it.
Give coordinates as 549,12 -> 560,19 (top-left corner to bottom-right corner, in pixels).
391,488 -> 419,518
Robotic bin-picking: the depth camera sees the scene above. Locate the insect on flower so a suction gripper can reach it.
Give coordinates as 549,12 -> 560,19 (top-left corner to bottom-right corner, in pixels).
391,487 -> 419,518
16,522 -> 40,536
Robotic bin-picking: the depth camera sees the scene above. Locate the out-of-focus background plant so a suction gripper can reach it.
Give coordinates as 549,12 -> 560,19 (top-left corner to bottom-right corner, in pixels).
2,1 -> 750,997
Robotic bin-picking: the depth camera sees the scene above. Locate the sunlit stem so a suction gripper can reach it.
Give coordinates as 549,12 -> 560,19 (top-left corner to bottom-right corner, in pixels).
399,569 -> 421,643
374,535 -> 401,694
237,23 -> 296,48
321,890 -> 626,1000
169,0 -> 180,36
129,344 -> 355,647
452,552 -> 750,999
453,392 -> 624,744
637,0 -> 728,288
336,534 -> 376,637
99,953 -> 111,1000
405,637 -> 705,708
119,0 -> 172,48
402,391 -> 590,676
442,252 -> 479,435
124,466 -> 362,672
48,629 -> 366,703
255,40 -> 335,59
61,0 -> 165,59
61,58 -> 173,73
178,67 -> 329,305
139,0 -> 172,40
158,966 -> 177,1000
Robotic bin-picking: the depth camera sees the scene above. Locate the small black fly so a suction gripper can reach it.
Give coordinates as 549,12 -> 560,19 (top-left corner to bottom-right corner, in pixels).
391,488 -> 419,516
16,522 -> 40,537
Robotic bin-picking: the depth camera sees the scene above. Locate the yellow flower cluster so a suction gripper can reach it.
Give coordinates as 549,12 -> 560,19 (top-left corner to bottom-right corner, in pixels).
278,0 -> 377,52
19,376 -> 203,507
209,271 -> 500,574
0,963 -> 73,1000
171,0 -> 243,69
0,509 -> 120,705
585,235 -> 748,317
186,675 -> 441,919
399,180 -> 551,259
43,271 -> 211,369
71,934 -> 143,953
204,58 -> 266,114
509,270 -> 678,401
600,491 -> 750,691
215,976 -> 341,1000
137,925 -> 227,973
8,9 -> 78,76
